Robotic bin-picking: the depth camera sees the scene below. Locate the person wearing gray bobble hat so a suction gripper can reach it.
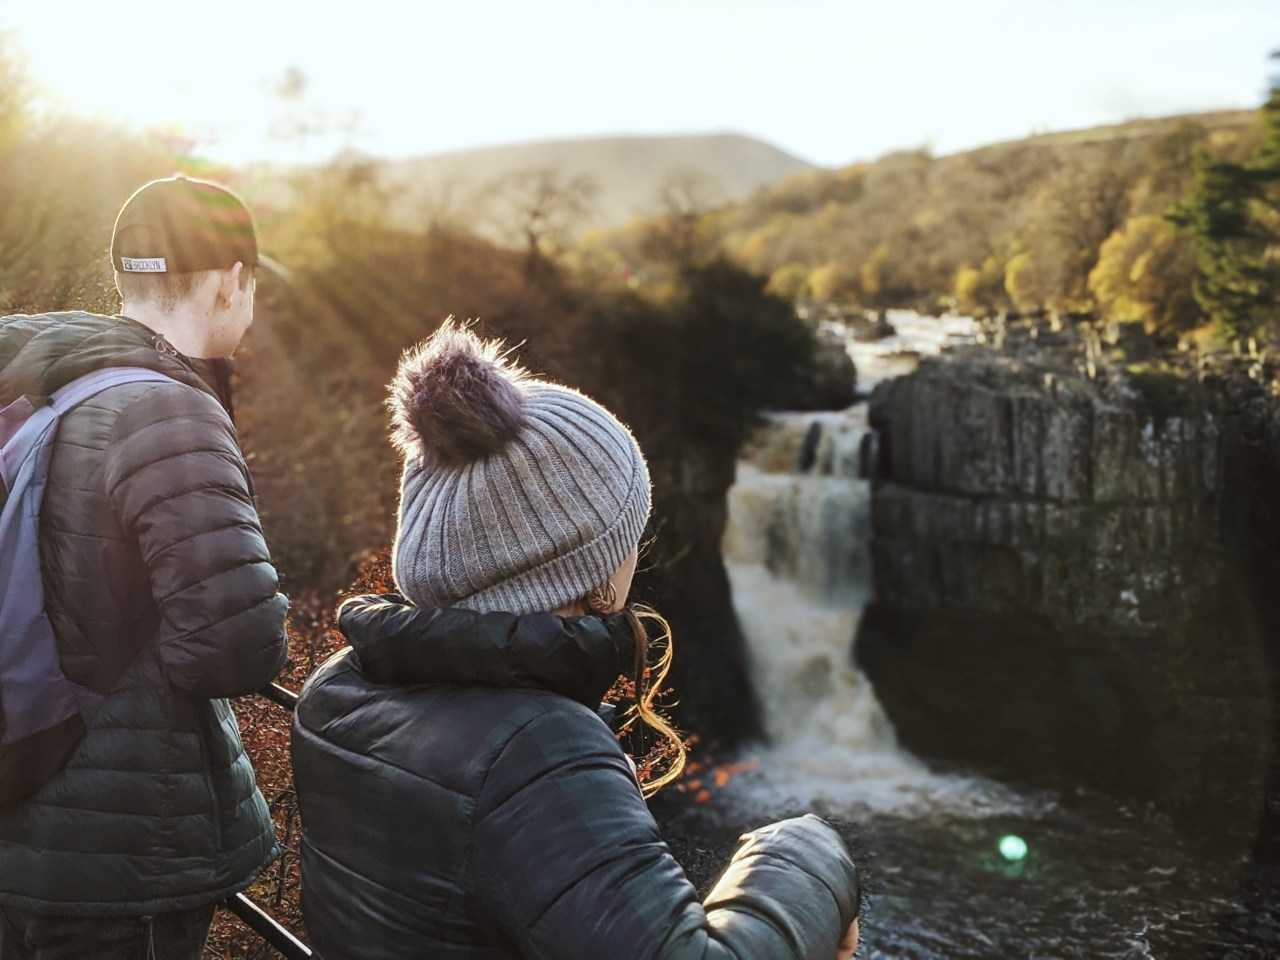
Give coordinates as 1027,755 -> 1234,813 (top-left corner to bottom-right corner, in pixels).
291,319 -> 861,960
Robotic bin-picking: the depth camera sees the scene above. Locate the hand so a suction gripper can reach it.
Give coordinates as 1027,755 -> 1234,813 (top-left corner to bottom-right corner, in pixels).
836,918 -> 859,960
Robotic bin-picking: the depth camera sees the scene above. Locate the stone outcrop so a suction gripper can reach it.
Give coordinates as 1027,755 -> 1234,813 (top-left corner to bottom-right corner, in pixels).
639,439 -> 764,744
782,323 -> 857,411
858,348 -> 1280,840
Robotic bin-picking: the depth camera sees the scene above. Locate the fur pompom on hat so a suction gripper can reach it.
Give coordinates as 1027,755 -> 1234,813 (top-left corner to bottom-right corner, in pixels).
388,319 -> 529,467
388,319 -> 651,615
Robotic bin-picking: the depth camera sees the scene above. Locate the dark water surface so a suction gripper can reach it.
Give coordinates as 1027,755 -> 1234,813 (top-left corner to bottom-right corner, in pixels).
656,790 -> 1280,959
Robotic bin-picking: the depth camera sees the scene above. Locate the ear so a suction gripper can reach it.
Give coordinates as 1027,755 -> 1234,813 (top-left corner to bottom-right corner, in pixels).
215,262 -> 243,309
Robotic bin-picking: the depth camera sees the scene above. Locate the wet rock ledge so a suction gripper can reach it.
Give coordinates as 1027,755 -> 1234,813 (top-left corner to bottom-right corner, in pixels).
858,346 -> 1280,839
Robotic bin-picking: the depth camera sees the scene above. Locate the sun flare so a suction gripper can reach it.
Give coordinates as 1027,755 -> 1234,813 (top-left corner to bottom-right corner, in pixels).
4,3 -> 300,164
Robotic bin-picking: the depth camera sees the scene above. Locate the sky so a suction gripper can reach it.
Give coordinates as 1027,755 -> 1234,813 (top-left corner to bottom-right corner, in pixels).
1,0 -> 1277,168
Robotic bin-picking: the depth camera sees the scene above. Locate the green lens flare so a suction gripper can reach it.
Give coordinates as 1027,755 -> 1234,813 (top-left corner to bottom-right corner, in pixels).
999,834 -> 1028,861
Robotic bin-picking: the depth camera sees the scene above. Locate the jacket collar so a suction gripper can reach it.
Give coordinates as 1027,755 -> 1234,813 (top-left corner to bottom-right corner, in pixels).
0,311 -> 220,409
338,593 -> 634,708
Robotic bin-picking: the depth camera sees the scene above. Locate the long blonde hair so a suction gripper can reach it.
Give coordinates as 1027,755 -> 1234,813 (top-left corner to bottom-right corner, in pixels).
615,604 -> 687,798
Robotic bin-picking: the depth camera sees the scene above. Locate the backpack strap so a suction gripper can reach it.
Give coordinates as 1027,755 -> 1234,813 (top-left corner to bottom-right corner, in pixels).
0,366 -> 184,803
48,367 -> 179,414
1,369 -> 180,492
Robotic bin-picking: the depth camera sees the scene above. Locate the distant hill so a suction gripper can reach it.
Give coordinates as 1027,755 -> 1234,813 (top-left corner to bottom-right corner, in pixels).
605,108 -> 1266,322
378,132 -> 814,233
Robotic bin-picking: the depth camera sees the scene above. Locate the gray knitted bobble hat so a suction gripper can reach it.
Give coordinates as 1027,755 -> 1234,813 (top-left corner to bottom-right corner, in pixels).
387,320 -> 651,615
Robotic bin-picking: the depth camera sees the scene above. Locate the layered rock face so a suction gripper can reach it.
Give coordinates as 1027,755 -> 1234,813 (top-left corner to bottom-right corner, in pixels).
639,441 -> 763,744
859,350 -> 1279,835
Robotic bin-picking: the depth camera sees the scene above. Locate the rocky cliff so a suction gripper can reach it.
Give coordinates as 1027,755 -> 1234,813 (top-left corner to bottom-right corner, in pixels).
635,438 -> 763,745
859,346 -> 1280,844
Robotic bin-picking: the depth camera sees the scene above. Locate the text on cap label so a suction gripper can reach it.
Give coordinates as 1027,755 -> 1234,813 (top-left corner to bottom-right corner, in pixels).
120,257 -> 168,273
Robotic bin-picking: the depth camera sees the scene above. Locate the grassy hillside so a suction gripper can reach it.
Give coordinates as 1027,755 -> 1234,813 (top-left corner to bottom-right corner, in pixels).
581,109 -> 1269,334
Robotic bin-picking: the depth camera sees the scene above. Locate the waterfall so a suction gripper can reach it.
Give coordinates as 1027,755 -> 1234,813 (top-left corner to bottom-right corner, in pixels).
718,312 -> 1025,816
722,409 -> 890,748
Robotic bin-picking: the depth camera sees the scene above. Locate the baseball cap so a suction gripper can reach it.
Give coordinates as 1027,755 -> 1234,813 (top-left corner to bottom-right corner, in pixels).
110,175 -> 259,275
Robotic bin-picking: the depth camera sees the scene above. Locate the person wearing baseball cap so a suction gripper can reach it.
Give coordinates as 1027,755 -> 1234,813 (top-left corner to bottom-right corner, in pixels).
0,176 -> 287,959
110,173 -> 260,357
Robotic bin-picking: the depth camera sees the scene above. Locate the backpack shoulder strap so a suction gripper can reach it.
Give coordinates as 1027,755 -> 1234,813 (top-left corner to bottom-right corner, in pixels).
1,368 -> 182,492
48,366 -> 180,414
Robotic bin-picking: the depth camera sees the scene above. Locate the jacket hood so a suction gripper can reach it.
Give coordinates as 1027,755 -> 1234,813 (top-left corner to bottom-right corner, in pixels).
0,311 -> 219,408
338,593 -> 634,708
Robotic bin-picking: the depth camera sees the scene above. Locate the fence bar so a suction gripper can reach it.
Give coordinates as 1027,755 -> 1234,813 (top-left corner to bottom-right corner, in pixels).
260,682 -> 300,712
225,892 -> 313,959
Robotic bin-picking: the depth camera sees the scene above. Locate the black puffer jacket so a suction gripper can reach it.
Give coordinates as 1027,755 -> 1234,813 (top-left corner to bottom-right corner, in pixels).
293,595 -> 859,960
0,311 -> 288,916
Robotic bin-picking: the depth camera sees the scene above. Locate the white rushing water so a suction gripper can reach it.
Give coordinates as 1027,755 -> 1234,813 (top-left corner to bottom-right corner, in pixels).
719,311 -> 1033,818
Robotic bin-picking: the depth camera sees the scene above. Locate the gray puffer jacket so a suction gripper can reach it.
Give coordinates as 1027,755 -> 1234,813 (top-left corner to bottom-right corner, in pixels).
293,595 -> 860,960
0,311 -> 288,916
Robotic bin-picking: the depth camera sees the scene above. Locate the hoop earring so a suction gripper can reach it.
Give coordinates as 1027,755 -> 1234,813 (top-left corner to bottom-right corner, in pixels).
585,580 -> 617,614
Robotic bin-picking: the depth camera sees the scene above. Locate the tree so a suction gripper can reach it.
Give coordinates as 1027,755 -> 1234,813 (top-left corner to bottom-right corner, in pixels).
1004,249 -> 1055,313
1131,122 -> 1206,216
766,262 -> 811,301
1088,215 -> 1198,332
0,32 -> 29,156
953,255 -> 1006,316
673,260 -> 817,452
1168,52 -> 1280,339
482,167 -> 599,280
1015,146 -> 1134,311
272,157 -> 399,271
808,260 -> 857,302
639,168 -> 722,268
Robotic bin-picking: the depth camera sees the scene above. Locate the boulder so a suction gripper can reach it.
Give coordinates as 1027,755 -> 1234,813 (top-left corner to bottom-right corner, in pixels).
847,309 -> 896,343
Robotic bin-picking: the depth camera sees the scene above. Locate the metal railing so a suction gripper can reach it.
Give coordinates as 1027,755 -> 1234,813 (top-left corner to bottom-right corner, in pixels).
226,892 -> 312,959
223,683 -> 312,959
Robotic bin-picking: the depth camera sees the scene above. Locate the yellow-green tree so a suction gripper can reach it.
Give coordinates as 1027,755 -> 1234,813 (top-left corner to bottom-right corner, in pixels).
953,255 -> 1006,315
767,262 -> 811,301
1088,215 -> 1199,332
1004,250 -> 1055,313
808,261 -> 858,302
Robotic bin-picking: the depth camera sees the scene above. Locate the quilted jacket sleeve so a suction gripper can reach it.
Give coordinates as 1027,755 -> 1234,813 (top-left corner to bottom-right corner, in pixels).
473,705 -> 859,960
104,381 -> 288,698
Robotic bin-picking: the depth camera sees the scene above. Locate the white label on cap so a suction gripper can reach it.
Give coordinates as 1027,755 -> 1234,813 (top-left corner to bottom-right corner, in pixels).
120,257 -> 168,273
